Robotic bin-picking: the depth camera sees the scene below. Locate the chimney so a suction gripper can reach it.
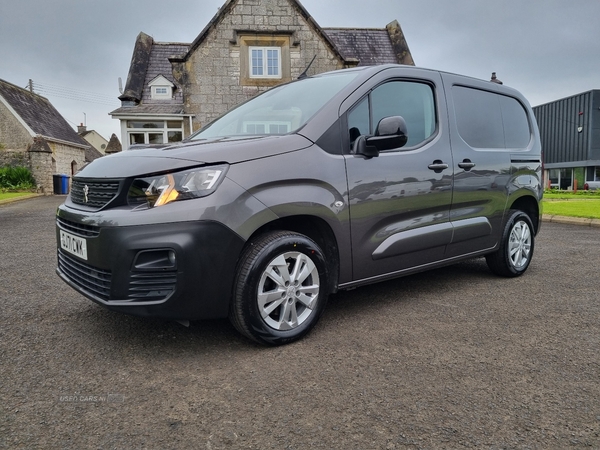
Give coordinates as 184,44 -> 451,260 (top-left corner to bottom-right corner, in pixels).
77,123 -> 87,134
490,72 -> 503,84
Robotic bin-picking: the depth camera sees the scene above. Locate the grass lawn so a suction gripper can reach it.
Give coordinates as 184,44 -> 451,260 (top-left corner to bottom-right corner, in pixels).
543,191 -> 600,219
0,192 -> 37,202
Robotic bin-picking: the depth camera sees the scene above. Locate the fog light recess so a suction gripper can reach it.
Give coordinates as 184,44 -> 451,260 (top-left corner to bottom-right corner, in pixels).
133,249 -> 177,270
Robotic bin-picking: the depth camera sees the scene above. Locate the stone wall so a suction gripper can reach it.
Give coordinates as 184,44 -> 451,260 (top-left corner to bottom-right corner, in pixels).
26,139 -> 86,193
0,100 -> 32,151
0,149 -> 29,167
181,0 -> 344,130
2,141 -> 87,193
49,142 -> 86,179
28,150 -> 53,193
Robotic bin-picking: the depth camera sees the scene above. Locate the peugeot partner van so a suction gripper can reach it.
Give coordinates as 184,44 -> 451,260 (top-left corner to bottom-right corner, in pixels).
56,65 -> 542,345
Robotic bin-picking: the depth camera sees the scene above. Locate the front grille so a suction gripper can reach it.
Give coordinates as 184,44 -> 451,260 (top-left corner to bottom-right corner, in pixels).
128,272 -> 177,302
58,250 -> 112,301
56,216 -> 100,237
71,179 -> 120,209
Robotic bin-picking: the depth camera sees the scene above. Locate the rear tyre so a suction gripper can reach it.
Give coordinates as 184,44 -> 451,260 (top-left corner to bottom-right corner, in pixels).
486,210 -> 535,277
230,231 -> 329,345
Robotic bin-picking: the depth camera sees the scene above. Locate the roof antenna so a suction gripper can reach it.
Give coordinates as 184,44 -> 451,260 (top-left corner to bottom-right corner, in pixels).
298,55 -> 317,80
118,77 -> 124,94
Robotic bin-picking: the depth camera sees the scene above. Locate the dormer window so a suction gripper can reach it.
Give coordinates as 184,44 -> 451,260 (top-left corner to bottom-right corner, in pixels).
149,75 -> 175,100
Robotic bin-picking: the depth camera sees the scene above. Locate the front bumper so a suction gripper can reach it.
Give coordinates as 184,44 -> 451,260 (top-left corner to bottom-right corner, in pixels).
56,215 -> 245,321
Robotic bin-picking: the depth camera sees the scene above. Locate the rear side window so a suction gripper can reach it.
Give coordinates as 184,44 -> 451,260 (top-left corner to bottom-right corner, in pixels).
348,80 -> 436,149
499,95 -> 531,148
452,86 -> 531,149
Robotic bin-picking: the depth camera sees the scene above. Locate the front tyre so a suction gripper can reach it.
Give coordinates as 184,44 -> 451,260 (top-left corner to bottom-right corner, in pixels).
486,210 -> 535,277
230,231 -> 329,345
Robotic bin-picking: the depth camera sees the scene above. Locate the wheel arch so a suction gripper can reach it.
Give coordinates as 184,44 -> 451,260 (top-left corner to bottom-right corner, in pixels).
246,215 -> 340,294
508,193 -> 541,234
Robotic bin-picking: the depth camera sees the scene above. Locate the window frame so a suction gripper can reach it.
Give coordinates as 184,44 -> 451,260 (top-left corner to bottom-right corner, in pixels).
148,75 -> 175,100
346,79 -> 438,153
150,85 -> 173,100
238,35 -> 291,87
249,46 -> 282,79
452,85 -> 532,150
126,120 -> 184,147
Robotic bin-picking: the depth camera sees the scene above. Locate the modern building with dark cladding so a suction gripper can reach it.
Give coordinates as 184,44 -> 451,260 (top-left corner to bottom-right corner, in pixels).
533,90 -> 600,189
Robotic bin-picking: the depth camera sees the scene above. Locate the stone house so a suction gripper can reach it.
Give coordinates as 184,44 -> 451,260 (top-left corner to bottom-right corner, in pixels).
111,0 -> 414,150
0,78 -> 91,192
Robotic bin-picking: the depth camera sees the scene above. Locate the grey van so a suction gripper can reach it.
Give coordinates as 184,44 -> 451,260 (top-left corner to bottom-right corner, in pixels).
56,65 -> 542,345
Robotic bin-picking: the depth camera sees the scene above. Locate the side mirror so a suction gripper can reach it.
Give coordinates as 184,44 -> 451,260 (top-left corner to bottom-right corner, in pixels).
352,116 -> 408,158
352,135 -> 378,158
369,116 -> 408,151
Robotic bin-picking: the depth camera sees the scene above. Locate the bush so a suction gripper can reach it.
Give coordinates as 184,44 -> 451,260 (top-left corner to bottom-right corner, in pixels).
0,166 -> 36,190
544,188 -> 600,197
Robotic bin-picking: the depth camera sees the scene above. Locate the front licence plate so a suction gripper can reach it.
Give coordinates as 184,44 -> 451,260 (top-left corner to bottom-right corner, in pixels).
60,230 -> 88,260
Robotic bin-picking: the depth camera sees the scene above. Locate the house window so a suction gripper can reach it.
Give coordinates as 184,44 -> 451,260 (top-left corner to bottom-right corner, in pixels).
250,47 -> 281,78
239,36 -> 291,87
126,120 -> 184,147
151,86 -> 172,100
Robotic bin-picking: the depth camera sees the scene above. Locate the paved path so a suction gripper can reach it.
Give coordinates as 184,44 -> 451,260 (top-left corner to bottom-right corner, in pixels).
1,196 -> 599,449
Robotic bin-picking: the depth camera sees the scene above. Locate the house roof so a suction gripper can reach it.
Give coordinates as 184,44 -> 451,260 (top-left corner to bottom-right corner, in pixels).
141,43 -> 189,104
85,146 -> 104,163
105,134 -> 122,154
0,78 -> 89,148
324,28 -> 398,66
118,32 -> 153,103
114,36 -> 188,109
324,21 -> 414,66
110,103 -> 188,116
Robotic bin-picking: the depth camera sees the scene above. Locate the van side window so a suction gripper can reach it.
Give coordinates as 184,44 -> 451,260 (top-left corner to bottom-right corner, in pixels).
499,95 -> 531,148
348,97 -> 370,146
453,86 -> 531,149
347,81 -> 436,150
371,82 -> 436,148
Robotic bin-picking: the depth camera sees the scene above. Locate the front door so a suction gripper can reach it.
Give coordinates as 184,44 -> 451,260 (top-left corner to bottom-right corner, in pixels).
344,76 -> 454,282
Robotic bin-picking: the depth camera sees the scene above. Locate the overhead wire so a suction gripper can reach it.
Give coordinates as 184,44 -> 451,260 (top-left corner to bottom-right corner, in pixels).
31,81 -> 120,107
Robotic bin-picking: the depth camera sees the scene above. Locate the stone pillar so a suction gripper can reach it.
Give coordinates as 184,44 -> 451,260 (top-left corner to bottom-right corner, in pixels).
28,136 -> 53,194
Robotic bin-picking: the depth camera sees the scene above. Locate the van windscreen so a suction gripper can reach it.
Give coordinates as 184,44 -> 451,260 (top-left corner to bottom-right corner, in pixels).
190,72 -> 358,140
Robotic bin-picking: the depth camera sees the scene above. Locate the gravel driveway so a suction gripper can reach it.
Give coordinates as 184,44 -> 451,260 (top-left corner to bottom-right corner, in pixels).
1,196 -> 599,449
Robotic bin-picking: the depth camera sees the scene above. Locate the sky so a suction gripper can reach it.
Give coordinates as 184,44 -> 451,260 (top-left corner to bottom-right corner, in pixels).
1,0 -> 599,142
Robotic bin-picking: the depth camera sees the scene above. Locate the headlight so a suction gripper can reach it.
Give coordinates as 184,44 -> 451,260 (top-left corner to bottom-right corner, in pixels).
127,165 -> 228,208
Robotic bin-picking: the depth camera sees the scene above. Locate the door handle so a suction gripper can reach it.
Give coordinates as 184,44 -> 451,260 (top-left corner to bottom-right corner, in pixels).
458,159 -> 476,170
428,160 -> 449,173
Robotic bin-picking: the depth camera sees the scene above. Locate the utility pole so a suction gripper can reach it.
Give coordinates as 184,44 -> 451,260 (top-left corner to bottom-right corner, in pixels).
28,79 -> 33,93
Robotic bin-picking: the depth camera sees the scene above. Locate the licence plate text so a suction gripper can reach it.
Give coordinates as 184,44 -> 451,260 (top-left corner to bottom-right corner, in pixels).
60,230 -> 88,260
